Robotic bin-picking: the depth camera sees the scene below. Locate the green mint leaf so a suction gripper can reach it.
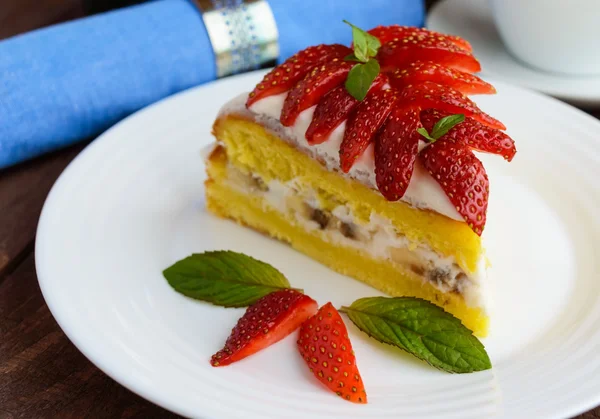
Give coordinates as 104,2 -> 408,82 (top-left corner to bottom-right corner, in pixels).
364,31 -> 381,58
163,251 -> 294,307
343,53 -> 362,63
417,127 -> 436,142
430,114 -> 465,140
343,20 -> 381,61
340,297 -> 491,373
345,59 -> 380,101
344,20 -> 369,62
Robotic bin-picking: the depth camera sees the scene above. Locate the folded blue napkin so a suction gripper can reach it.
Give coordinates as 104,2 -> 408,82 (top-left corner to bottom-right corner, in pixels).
0,0 -> 424,168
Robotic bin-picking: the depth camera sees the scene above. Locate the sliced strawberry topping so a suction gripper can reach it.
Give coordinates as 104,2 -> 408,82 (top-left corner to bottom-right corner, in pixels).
281,60 -> 352,126
340,89 -> 398,172
420,139 -> 489,235
368,25 -> 472,52
421,109 -> 516,161
240,23 -> 514,235
211,289 -> 318,366
378,36 -> 481,74
246,44 -> 351,107
306,74 -> 387,144
389,61 -> 496,95
306,86 -> 358,145
375,107 -> 422,200
399,82 -> 505,130
297,302 -> 367,404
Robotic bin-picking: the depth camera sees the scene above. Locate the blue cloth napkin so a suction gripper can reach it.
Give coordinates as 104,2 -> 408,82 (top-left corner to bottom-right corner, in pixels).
0,0 -> 424,168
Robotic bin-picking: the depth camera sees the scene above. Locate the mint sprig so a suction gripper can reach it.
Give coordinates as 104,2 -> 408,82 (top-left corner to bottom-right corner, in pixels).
343,20 -> 381,101
343,20 -> 381,62
417,114 -> 465,143
345,59 -> 380,101
340,296 -> 491,373
163,251 -> 299,307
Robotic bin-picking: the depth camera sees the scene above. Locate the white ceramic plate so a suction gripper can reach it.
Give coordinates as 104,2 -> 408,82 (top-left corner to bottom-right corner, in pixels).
36,70 -> 600,419
427,0 -> 600,107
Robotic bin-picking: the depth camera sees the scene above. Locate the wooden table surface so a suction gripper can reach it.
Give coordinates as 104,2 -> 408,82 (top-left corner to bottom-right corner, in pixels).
1,1 -> 599,418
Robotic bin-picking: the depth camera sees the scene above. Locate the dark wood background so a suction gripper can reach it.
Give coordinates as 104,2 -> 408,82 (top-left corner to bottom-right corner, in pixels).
0,1 -> 598,418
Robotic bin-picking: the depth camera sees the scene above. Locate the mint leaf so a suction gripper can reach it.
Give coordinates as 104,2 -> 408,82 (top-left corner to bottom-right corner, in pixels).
340,297 -> 491,373
365,31 -> 381,58
417,114 -> 465,144
344,20 -> 368,62
345,59 -> 380,101
163,251 -> 295,307
430,114 -> 465,139
342,20 -> 382,101
417,127 -> 436,142
343,20 -> 381,62
344,53 -> 362,63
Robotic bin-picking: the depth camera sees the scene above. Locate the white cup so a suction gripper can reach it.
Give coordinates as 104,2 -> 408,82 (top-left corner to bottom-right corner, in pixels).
489,0 -> 600,76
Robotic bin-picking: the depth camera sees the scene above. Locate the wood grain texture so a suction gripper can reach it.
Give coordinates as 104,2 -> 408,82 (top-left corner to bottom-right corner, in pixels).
0,0 -> 599,417
0,145 -> 85,278
0,0 -> 84,41
0,253 -> 179,418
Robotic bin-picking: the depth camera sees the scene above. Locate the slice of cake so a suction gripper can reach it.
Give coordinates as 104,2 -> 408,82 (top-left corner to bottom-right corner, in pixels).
205,24 -> 516,337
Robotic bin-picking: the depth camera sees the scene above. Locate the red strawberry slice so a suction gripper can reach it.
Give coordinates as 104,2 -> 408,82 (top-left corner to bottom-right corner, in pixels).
421,109 -> 516,161
211,289 -> 318,367
378,36 -> 481,74
297,302 -> 367,404
246,44 -> 351,107
375,107 -> 422,201
306,86 -> 357,145
420,139 -> 489,235
340,89 -> 398,172
399,82 -> 505,130
389,61 -> 496,95
281,60 -> 352,126
368,25 -> 472,52
305,74 -> 388,144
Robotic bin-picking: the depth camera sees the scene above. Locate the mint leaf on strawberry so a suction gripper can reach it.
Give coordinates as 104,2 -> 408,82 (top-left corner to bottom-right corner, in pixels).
343,53 -> 362,63
417,113 -> 465,143
163,251 -> 297,307
343,20 -> 382,101
340,296 -> 491,373
343,20 -> 380,62
421,109 -> 516,161
344,59 -> 380,101
431,113 -> 465,139
416,127 -> 436,142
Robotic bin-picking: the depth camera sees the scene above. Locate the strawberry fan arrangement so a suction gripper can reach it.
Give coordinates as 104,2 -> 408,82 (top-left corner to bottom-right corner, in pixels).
246,22 -> 516,235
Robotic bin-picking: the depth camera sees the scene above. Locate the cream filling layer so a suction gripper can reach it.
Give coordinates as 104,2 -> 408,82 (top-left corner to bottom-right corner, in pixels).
218,92 -> 463,221
222,163 -> 488,310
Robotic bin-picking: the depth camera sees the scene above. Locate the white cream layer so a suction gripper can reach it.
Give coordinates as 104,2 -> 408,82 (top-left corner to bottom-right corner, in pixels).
218,92 -> 463,221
